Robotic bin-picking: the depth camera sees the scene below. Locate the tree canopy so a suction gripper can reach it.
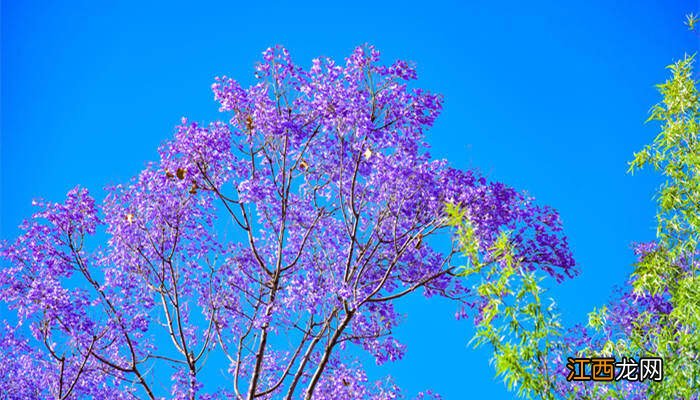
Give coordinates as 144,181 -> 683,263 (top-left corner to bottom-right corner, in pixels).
0,45 -> 575,399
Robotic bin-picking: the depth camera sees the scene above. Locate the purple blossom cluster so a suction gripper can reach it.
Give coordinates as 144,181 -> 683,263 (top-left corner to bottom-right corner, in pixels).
0,45 -> 575,399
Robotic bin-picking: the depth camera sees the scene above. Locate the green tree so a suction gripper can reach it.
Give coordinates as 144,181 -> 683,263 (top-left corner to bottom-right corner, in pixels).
622,49 -> 700,398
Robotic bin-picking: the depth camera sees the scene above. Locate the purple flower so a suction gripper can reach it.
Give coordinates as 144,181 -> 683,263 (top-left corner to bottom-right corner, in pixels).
0,45 -> 576,399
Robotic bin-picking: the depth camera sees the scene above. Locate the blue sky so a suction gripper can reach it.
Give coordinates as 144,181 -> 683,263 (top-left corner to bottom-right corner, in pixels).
2,0 -> 698,398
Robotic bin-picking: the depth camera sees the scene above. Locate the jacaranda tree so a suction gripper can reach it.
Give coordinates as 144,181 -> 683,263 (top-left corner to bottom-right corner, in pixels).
0,45 -> 576,399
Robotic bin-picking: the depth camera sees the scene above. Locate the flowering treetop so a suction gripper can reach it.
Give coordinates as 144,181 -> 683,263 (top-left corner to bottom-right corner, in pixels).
0,45 -> 575,399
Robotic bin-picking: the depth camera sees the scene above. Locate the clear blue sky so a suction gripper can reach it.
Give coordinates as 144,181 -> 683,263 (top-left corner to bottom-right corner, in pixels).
2,0 -> 698,398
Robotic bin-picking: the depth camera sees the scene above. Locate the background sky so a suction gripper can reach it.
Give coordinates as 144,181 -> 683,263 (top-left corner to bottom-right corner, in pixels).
2,0 -> 699,398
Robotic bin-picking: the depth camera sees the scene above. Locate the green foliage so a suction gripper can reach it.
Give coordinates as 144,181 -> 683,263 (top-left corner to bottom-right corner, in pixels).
631,53 -> 700,257
685,13 -> 698,31
627,53 -> 700,398
585,44 -> 700,399
586,305 -> 607,331
446,203 -> 561,399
